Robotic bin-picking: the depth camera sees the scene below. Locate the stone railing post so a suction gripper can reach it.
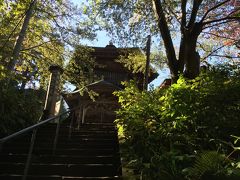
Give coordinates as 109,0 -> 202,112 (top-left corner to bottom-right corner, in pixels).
43,65 -> 63,119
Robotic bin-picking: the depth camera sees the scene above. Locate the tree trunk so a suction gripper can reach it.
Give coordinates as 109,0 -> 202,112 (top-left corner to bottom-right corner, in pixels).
178,36 -> 185,74
7,0 -> 37,72
143,35 -> 151,90
184,42 -> 200,79
178,40 -> 200,79
152,0 -> 179,82
179,23 -> 202,79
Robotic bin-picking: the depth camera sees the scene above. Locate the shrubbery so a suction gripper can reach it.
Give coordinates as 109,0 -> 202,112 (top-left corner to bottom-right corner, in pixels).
114,65 -> 240,179
0,75 -> 45,137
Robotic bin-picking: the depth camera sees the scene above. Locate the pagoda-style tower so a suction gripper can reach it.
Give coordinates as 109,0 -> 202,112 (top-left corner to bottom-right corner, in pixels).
63,44 -> 158,126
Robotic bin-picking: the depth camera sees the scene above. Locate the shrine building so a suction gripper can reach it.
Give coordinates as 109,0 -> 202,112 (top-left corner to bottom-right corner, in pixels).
63,44 -> 158,127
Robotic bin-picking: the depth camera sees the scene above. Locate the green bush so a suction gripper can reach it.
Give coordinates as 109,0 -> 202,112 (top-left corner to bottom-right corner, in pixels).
114,65 -> 240,179
0,77 -> 45,137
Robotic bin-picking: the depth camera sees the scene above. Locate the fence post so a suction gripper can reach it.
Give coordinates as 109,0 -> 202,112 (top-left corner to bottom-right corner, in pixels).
52,114 -> 62,155
22,128 -> 38,180
68,110 -> 75,139
0,141 -> 3,153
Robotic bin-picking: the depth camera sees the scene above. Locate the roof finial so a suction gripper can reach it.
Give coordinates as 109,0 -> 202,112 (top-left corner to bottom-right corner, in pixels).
105,41 -> 116,48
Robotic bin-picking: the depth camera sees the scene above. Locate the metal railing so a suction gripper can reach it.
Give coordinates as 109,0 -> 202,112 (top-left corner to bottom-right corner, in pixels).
0,107 -> 77,180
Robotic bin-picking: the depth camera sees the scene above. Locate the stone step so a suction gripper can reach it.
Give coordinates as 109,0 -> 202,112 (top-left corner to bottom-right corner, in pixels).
0,162 -> 118,177
38,123 -> 116,129
5,132 -> 116,143
1,147 -> 115,156
0,154 -> 119,164
37,127 -> 117,133
3,141 -> 118,149
8,129 -> 117,139
0,174 -> 122,180
6,137 -> 118,146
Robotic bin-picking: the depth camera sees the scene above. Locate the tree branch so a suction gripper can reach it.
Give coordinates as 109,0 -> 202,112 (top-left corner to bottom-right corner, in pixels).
210,54 -> 240,59
202,32 -> 237,41
228,7 -> 240,16
21,40 -> 57,51
165,5 -> 181,25
1,14 -> 26,50
152,0 -> 178,78
181,0 -> 187,30
203,16 -> 240,25
188,0 -> 203,27
202,44 -> 226,60
21,51 -> 52,66
8,0 -> 37,71
200,0 -> 230,23
197,41 -> 210,52
203,18 -> 236,29
177,1 -> 188,73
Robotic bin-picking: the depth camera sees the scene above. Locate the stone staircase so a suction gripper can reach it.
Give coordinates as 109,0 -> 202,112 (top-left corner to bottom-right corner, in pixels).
0,120 -> 122,179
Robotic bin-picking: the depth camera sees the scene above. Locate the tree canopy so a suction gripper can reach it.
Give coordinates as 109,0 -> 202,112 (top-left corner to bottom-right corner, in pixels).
0,0 -> 97,134
84,0 -> 240,80
0,0 -> 97,88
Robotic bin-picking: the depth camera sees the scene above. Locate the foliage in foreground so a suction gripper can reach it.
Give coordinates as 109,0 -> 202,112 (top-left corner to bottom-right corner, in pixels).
114,65 -> 240,179
0,74 -> 45,137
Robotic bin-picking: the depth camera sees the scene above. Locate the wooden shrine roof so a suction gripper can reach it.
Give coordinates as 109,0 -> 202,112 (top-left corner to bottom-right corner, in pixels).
63,80 -> 121,108
87,44 -> 158,82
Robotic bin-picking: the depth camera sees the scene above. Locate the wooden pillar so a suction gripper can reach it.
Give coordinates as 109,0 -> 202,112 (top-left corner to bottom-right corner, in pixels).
44,65 -> 63,119
77,105 -> 83,129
